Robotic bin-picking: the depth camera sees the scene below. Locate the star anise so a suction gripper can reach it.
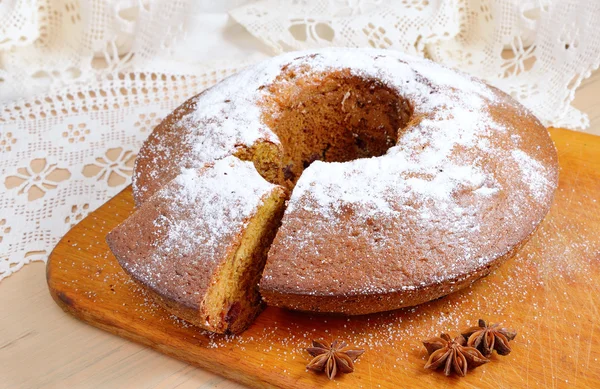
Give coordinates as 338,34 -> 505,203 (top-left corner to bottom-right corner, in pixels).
422,333 -> 489,377
461,319 -> 517,357
306,339 -> 365,380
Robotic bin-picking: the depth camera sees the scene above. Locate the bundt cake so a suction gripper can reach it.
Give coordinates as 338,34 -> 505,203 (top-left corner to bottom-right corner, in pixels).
106,156 -> 287,333
110,48 -> 557,329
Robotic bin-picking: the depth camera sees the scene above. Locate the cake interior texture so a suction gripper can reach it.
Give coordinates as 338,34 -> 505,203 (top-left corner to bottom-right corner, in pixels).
243,68 -> 413,188
201,189 -> 286,333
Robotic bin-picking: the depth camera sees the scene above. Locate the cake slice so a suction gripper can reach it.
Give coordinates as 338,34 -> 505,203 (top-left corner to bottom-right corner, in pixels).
106,156 -> 287,334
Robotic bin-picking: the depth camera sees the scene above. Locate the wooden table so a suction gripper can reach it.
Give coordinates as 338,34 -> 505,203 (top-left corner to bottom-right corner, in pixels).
1,71 -> 599,389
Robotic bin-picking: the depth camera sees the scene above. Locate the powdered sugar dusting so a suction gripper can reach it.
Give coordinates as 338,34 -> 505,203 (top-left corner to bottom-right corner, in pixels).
163,157 -> 274,252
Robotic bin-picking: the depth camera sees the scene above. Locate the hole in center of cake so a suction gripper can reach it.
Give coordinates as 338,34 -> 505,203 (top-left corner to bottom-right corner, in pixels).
258,67 -> 413,187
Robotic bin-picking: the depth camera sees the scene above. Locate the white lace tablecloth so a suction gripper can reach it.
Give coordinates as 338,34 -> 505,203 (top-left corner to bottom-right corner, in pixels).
1,0 -> 599,280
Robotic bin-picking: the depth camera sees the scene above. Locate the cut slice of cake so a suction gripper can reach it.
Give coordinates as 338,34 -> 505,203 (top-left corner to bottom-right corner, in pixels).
106,156 -> 288,334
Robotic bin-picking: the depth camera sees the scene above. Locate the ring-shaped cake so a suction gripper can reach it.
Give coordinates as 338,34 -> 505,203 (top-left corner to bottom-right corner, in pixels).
108,48 -> 558,333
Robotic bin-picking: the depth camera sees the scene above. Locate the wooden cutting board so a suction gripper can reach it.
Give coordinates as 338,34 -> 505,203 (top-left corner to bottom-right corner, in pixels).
47,128 -> 600,389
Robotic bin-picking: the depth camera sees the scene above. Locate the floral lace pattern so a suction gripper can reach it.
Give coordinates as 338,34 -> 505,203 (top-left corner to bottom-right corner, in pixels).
0,0 -> 599,279
0,68 -> 242,279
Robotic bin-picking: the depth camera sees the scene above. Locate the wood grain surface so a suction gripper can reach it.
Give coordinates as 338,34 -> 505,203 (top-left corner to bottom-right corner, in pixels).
43,127 -> 600,389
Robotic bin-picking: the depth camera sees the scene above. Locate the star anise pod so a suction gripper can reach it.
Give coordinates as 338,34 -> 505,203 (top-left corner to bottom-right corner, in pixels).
422,333 -> 489,377
461,319 -> 517,357
306,339 -> 365,380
